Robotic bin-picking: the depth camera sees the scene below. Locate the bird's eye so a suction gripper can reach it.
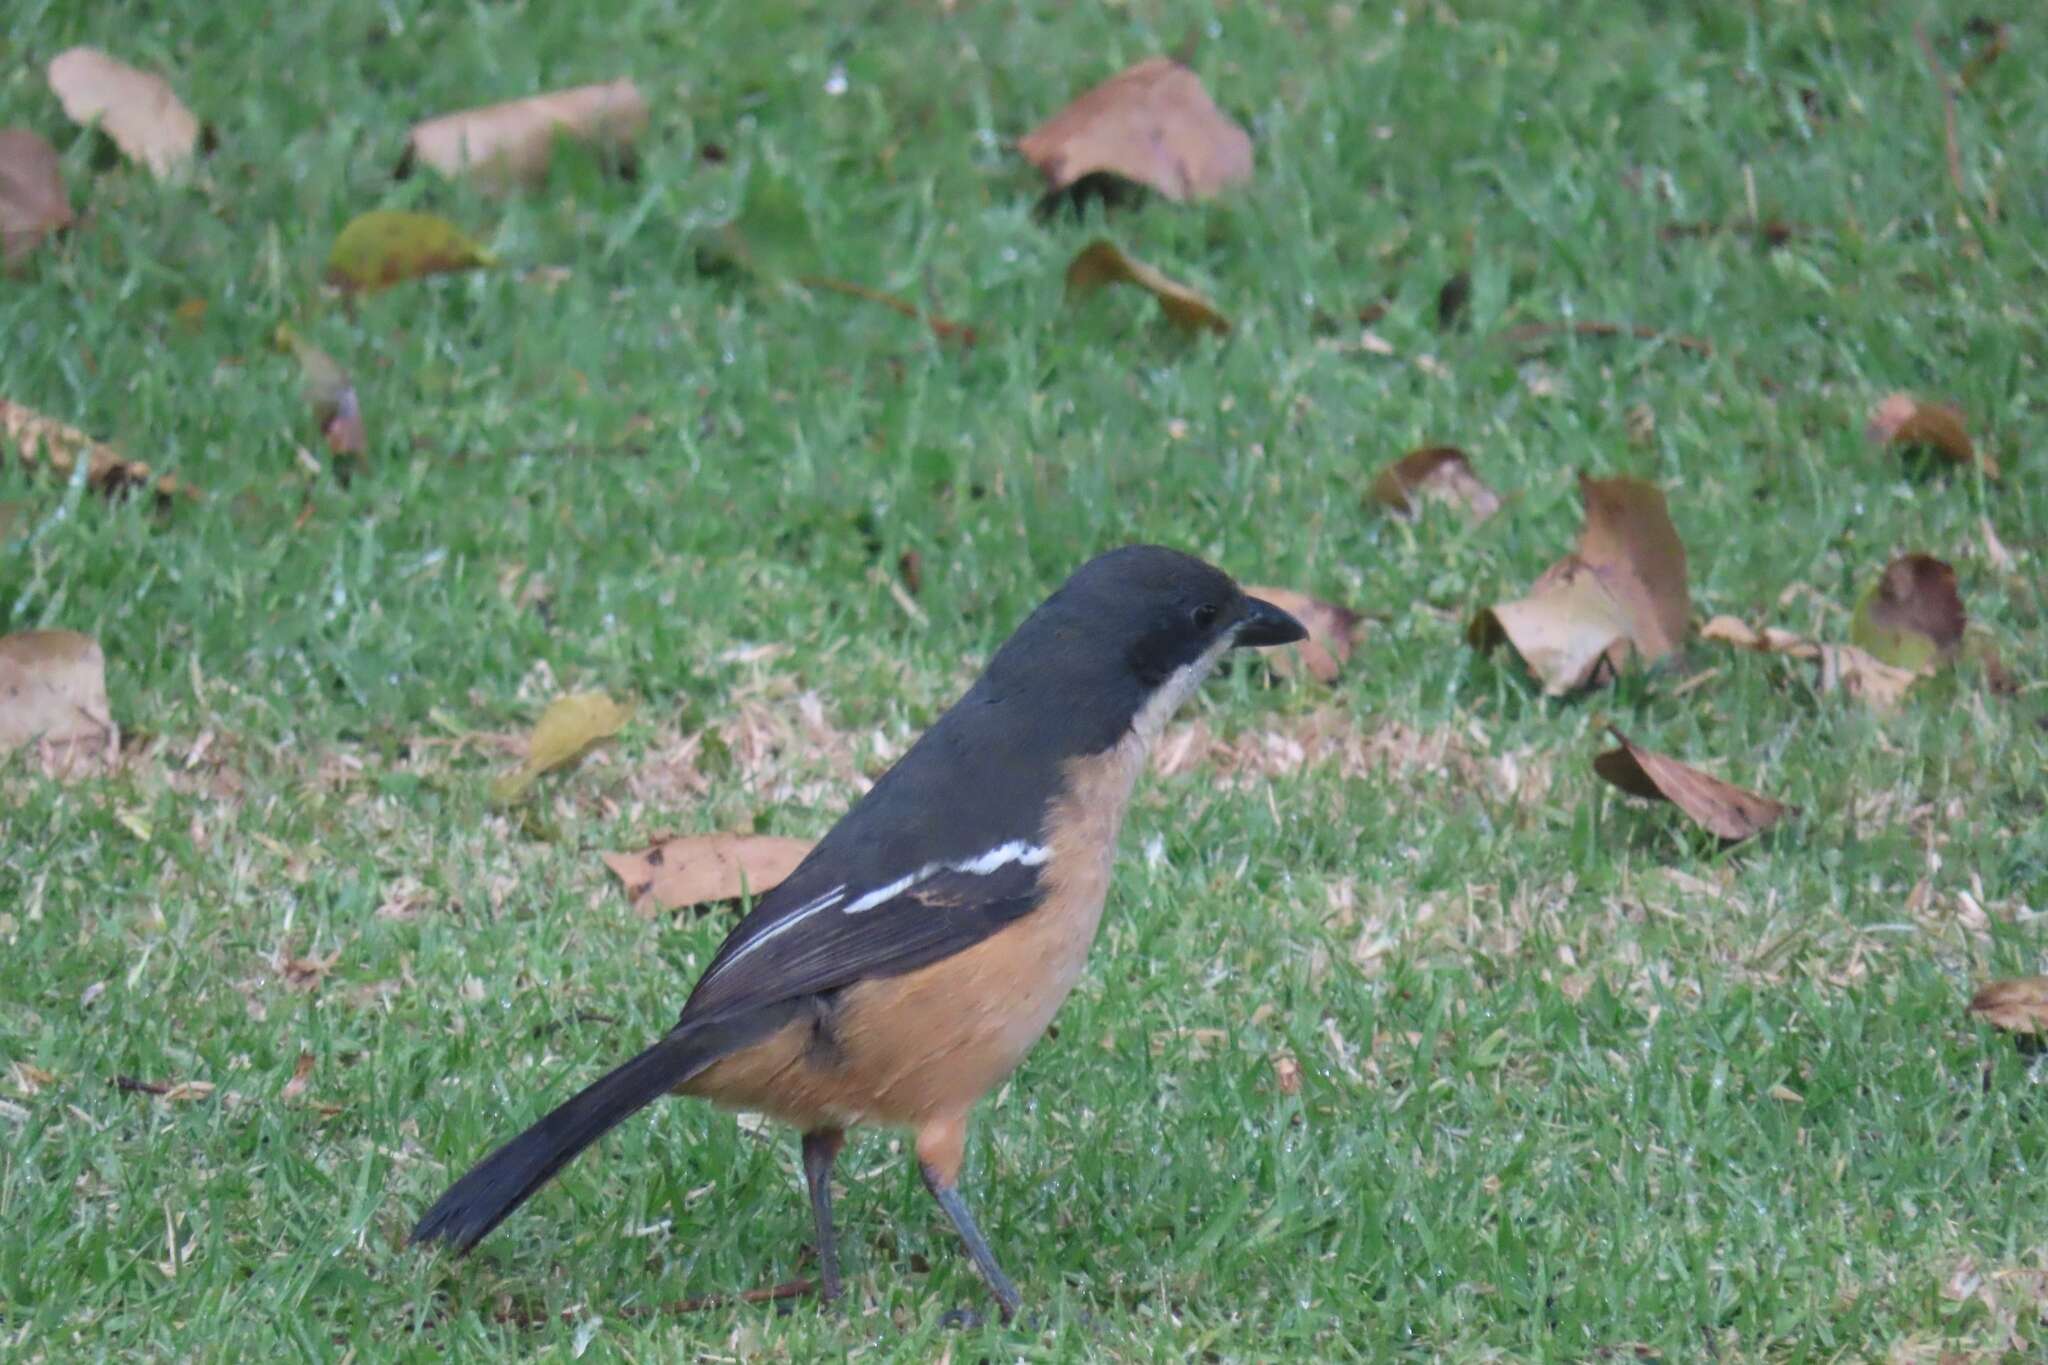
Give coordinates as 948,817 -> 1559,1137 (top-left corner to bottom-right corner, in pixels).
1191,603 -> 1220,630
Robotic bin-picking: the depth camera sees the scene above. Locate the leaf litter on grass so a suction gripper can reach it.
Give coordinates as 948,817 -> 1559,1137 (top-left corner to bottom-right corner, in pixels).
1018,56 -> 1252,204
1702,615 -> 1920,712
1369,446 -> 1501,523
325,210 -> 495,292
1593,726 -> 1792,843
404,78 -> 647,193
0,629 -> 116,779
601,833 -> 815,914
1064,239 -> 1230,334
46,47 -> 201,180
491,691 -> 634,804
0,128 -> 71,267
1850,553 -> 1965,673
1,398 -> 201,501
1866,392 -> 1998,479
1470,474 -> 1689,695
1968,979 -> 2048,1039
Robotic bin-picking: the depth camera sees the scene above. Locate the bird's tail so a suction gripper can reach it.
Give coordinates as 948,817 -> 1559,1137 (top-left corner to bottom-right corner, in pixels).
410,1028 -> 724,1254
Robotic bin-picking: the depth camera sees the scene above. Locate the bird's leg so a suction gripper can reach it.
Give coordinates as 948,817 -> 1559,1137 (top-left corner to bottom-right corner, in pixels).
802,1128 -> 847,1303
916,1116 -> 1022,1323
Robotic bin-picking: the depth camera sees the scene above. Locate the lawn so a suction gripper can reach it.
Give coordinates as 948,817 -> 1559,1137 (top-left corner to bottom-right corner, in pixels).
4,0 -> 2046,1358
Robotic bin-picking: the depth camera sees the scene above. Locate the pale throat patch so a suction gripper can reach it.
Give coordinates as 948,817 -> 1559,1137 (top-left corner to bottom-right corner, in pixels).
1129,631 -> 1237,747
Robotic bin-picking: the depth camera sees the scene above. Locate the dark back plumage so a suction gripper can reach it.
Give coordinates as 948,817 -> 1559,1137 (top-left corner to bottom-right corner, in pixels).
679,546 -> 1249,1024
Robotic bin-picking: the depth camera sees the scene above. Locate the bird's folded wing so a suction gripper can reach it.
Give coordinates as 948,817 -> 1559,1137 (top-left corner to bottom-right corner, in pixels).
676,844 -> 1048,1027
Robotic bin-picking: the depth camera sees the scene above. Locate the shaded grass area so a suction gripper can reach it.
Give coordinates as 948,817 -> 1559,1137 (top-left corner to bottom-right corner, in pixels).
3,0 -> 2046,1357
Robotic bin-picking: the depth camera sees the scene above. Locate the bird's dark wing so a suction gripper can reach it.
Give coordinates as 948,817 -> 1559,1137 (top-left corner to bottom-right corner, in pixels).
676,850 -> 1046,1026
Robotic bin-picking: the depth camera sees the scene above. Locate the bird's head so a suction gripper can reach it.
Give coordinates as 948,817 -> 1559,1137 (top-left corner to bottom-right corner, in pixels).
983,545 -> 1308,750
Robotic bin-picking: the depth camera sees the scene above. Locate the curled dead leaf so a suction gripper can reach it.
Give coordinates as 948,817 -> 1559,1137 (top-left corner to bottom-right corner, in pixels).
0,629 -> 115,777
406,79 -> 647,193
1470,557 -> 1631,696
325,210 -> 495,293
0,128 -> 72,267
1064,239 -> 1229,334
1242,585 -> 1362,684
1,397 -> 200,501
600,833 -> 816,914
1593,727 -> 1792,842
1573,473 -> 1690,663
1850,553 -> 1964,673
46,47 -> 200,180
1369,446 -> 1501,523
1018,57 -> 1252,204
1700,615 -> 1819,658
1701,614 -> 1918,712
1969,978 -> 2048,1036
491,691 -> 634,803
1866,392 -> 1998,479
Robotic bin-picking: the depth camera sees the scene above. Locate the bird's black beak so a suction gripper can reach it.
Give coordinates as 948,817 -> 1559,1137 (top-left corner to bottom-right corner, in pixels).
1233,595 -> 1309,648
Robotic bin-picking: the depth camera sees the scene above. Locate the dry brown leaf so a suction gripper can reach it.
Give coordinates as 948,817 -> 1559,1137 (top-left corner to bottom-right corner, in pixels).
1701,614 -> 1918,711
1817,643 -> 1918,712
1968,978 -> 2048,1035
1866,392 -> 1998,479
0,397 -> 200,501
279,950 -> 339,991
1470,557 -> 1632,696
0,128 -> 72,267
1593,727 -> 1792,842
1272,1053 -> 1302,1095
1573,473 -> 1690,663
1699,615 -> 1820,658
279,1051 -> 315,1101
406,79 -> 647,193
46,47 -> 199,180
1064,239 -> 1229,334
492,691 -> 633,804
1369,446 -> 1501,523
601,833 -> 815,914
1242,585 -> 1362,684
0,630 -> 115,776
1850,553 -> 1965,673
160,1080 -> 215,1102
1018,57 -> 1252,203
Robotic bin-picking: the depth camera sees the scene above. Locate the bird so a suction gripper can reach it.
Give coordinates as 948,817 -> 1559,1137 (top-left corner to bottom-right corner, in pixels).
410,545 -> 1308,1321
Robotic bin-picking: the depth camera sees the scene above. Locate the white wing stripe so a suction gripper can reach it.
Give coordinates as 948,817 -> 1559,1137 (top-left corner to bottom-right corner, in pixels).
843,871 -> 920,915
843,839 -> 1050,913
715,885 -> 845,967
710,839 -> 1049,976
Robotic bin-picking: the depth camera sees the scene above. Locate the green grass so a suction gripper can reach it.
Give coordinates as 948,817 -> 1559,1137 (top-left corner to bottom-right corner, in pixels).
4,0 -> 2047,1358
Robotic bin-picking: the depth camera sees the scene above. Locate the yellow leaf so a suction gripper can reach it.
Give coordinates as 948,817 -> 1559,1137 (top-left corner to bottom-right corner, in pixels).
325,210 -> 494,293
491,691 -> 633,803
